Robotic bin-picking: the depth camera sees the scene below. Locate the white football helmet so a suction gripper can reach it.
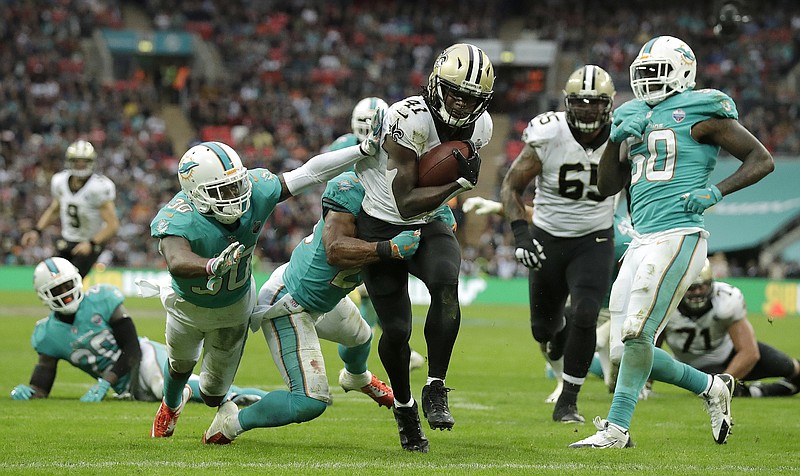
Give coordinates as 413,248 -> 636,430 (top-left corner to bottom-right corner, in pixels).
351,97 -> 389,141
427,43 -> 495,128
33,257 -> 84,314
65,140 -> 97,178
563,65 -> 615,133
177,141 -> 252,224
681,259 -> 714,314
630,35 -> 697,106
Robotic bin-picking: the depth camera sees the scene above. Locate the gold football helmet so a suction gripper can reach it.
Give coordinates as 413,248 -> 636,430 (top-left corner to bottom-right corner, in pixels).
563,65 -> 615,133
427,43 -> 495,128
682,259 -> 714,313
65,140 -> 97,178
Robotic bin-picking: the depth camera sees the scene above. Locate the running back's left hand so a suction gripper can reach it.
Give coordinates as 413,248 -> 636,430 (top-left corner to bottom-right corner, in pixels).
359,107 -> 385,156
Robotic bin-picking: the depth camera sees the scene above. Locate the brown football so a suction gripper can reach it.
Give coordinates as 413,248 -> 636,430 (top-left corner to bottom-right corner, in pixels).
417,140 -> 471,187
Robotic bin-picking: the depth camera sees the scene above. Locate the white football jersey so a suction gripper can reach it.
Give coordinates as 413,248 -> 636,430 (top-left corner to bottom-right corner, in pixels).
663,281 -> 747,369
50,171 -> 116,242
522,111 -> 614,237
355,95 -> 493,225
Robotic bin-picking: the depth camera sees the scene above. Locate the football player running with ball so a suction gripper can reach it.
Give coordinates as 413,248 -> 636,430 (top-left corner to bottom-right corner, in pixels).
354,43 -> 493,452
500,65 -> 618,424
21,140 -> 119,277
570,36 -> 773,449
147,129 -> 382,441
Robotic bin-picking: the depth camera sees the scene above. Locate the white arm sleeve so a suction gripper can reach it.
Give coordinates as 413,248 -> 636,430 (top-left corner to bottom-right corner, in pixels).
282,145 -> 365,195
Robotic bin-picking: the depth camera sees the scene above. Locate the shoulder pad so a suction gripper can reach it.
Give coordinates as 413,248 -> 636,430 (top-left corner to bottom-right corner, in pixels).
710,282 -> 746,321
521,111 -> 564,146
323,171 -> 364,216
679,89 -> 738,120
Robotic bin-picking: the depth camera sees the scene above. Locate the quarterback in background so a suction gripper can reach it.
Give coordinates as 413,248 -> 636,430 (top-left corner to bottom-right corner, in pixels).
571,35 -> 774,449
661,260 -> 800,398
21,140 -> 119,277
354,43 -> 493,453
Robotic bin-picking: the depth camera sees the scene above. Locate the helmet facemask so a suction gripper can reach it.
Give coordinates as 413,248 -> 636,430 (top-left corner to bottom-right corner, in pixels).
680,259 -> 714,316
190,170 -> 252,224
427,43 -> 495,128
34,258 -> 84,314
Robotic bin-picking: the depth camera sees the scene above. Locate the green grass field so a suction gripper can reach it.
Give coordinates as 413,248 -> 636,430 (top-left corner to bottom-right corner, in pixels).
2,290 -> 800,475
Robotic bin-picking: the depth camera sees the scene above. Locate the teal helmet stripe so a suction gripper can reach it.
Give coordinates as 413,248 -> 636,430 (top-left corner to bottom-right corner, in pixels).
203,142 -> 234,170
44,258 -> 59,274
642,37 -> 659,55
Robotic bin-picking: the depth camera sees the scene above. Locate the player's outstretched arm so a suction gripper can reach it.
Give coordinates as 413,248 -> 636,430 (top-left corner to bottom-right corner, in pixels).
500,144 -> 540,223
723,318 -> 759,380
21,199 -> 60,247
322,210 -> 420,268
279,109 -> 385,202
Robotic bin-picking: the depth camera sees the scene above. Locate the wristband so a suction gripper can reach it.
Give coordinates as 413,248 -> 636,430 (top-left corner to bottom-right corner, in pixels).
510,220 -> 533,248
376,241 -> 393,260
205,258 -> 216,276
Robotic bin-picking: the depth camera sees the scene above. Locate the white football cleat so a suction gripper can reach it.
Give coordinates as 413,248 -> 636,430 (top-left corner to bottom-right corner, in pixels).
569,417 -> 634,448
202,400 -> 239,444
409,350 -> 426,371
702,373 -> 734,444
545,380 -> 563,404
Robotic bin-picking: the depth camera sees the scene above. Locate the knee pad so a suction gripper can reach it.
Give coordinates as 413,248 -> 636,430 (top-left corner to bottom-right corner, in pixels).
571,297 -> 601,329
291,394 -> 327,423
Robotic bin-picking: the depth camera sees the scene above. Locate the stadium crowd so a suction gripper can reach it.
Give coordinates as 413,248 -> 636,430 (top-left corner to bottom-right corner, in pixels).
1,0 -> 798,277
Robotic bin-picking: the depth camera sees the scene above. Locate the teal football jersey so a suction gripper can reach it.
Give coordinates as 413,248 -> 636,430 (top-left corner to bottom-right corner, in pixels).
617,89 -> 738,234
151,169 -> 283,307
283,171 -> 365,312
31,284 -> 130,394
327,133 -> 359,152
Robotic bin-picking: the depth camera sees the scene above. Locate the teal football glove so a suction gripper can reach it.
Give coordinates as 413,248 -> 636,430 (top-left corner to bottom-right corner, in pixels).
80,378 -> 111,402
431,204 -> 457,231
610,114 -> 648,143
681,185 -> 723,214
11,384 -> 34,400
389,229 -> 422,259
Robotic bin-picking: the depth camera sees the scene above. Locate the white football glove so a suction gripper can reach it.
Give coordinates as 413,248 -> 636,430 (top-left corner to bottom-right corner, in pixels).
206,241 -> 245,290
358,107 -> 385,156
462,197 -> 503,216
514,239 -> 545,270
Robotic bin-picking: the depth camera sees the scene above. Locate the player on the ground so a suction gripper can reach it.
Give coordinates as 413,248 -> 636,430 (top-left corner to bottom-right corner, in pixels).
500,65 -> 617,423
10,257 -> 266,405
201,170 -> 444,444
328,97 -> 426,371
570,35 -> 774,449
661,260 -> 800,397
353,43 -> 494,452
147,124 -> 383,441
21,140 -> 119,276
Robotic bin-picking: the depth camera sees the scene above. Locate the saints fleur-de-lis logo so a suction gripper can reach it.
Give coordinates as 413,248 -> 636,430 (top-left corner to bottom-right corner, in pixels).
389,119 -> 404,142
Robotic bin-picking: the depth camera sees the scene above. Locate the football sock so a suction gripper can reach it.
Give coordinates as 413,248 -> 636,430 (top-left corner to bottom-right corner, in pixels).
337,335 -> 371,375
649,347 -> 710,395
395,397 -> 415,408
588,353 -> 604,378
607,338 -> 653,429
162,361 -> 191,409
426,377 -> 443,386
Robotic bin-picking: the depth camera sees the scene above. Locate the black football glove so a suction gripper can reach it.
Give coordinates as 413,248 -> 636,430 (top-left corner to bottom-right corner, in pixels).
454,140 -> 481,187
511,220 -> 546,270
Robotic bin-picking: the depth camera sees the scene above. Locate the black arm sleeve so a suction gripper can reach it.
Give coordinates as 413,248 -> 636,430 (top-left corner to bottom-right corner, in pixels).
29,362 -> 58,397
107,311 -> 142,383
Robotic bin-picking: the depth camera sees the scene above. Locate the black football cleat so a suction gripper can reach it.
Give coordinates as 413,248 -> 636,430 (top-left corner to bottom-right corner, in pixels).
421,380 -> 455,430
